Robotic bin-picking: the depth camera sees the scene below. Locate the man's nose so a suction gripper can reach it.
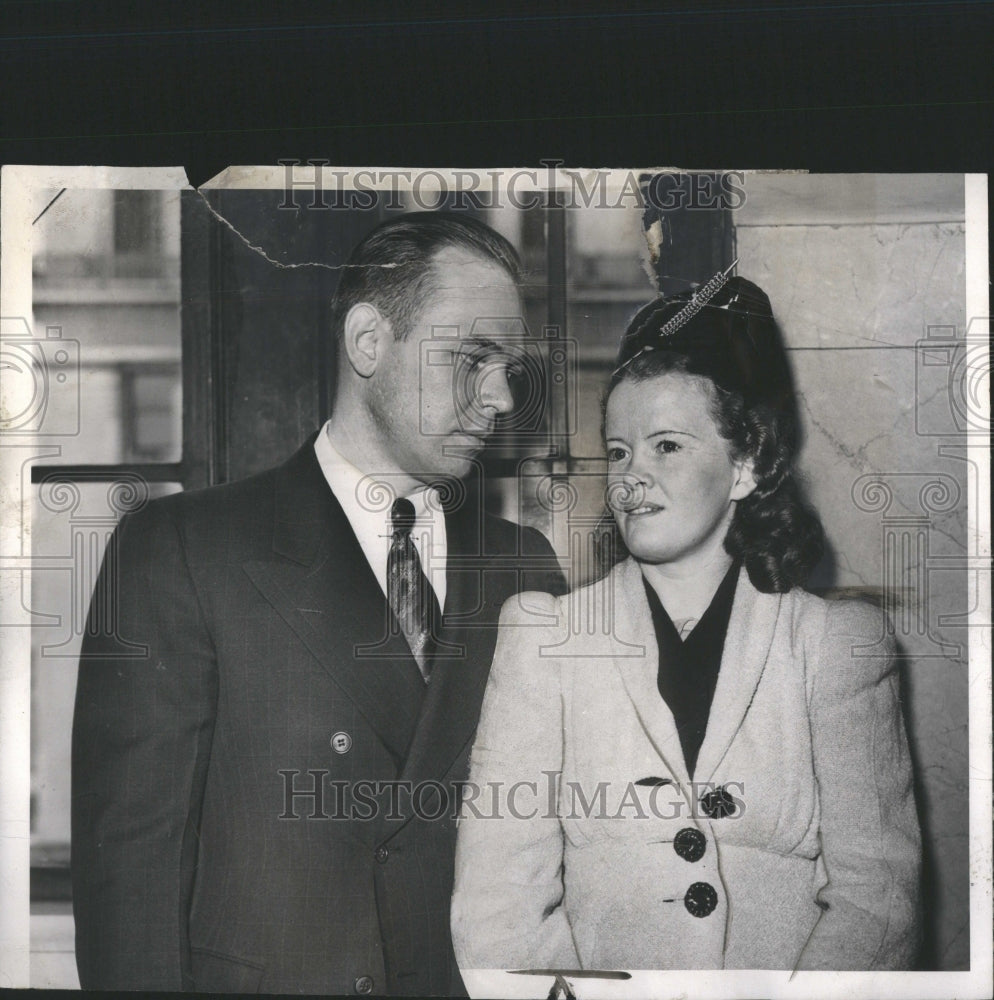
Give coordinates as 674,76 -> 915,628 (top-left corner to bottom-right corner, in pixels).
476,364 -> 515,416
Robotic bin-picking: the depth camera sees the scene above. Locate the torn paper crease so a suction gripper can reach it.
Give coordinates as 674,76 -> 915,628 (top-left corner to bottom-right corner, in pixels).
193,189 -> 387,272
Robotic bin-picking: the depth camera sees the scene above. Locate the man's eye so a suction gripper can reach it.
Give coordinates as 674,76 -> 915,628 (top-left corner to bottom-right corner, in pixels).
458,351 -> 525,380
504,358 -> 527,379
456,350 -> 491,371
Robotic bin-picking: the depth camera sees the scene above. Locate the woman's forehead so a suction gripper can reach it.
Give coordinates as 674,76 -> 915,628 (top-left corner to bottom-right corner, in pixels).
606,371 -> 717,427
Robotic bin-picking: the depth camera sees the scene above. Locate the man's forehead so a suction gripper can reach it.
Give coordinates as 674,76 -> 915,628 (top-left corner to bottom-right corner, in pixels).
429,244 -> 513,275
425,247 -> 518,298
413,247 -> 525,341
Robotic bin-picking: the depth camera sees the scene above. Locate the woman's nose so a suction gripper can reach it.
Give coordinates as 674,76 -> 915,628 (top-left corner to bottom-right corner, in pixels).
627,460 -> 654,487
607,471 -> 651,513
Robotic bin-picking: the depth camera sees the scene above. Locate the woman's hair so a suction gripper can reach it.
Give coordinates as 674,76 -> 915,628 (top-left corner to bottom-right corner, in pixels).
604,275 -> 825,593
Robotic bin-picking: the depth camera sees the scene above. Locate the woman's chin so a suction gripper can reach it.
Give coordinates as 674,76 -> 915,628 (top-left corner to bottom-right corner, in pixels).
619,535 -> 675,565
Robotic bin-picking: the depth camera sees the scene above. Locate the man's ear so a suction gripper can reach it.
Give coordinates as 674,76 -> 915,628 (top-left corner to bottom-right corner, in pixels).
343,302 -> 390,377
730,457 -> 758,502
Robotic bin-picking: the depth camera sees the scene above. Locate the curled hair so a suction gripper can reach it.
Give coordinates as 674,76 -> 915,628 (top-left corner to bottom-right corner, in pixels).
605,325 -> 825,594
329,211 -> 521,344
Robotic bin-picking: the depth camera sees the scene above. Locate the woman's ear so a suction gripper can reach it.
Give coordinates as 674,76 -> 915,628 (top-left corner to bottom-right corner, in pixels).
342,302 -> 389,377
730,456 -> 758,501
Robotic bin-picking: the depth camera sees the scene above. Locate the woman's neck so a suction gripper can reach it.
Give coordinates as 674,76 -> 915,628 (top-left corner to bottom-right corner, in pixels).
640,550 -> 736,624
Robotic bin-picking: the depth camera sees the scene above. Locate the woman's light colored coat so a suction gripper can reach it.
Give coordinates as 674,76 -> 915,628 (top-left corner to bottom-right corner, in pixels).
451,558 -> 921,971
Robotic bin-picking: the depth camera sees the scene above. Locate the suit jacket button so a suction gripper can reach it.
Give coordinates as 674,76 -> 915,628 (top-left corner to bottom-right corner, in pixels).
374,845 -> 389,864
673,827 -> 707,862
684,881 -> 718,918
354,975 -> 374,994
699,785 -> 738,819
331,732 -> 352,754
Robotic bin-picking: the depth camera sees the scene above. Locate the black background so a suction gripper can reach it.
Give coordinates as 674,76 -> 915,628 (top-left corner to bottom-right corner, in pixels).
1,0 -> 992,183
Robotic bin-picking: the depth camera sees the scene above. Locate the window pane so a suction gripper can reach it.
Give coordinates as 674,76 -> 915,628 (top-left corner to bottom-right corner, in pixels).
566,203 -> 655,462
566,202 -> 655,364
31,188 -> 182,463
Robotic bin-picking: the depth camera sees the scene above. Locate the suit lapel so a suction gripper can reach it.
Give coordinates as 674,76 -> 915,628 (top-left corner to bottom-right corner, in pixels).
694,567 -> 780,783
397,501 -> 497,795
608,559 -> 692,786
242,438 -> 425,764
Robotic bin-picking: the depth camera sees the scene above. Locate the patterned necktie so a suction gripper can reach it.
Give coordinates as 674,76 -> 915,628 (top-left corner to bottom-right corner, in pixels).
387,497 -> 440,682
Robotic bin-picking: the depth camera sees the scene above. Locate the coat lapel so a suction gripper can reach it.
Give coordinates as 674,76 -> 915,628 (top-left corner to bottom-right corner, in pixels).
396,501 -> 499,797
607,560 -> 782,788
608,559 -> 692,786
242,437 -> 426,765
693,567 -> 780,783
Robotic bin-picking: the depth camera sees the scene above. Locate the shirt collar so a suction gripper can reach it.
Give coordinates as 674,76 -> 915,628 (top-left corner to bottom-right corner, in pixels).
315,423 -> 438,523
313,420 -> 447,607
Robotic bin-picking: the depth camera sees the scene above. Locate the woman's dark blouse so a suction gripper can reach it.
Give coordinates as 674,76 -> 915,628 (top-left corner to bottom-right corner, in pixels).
641,562 -> 740,778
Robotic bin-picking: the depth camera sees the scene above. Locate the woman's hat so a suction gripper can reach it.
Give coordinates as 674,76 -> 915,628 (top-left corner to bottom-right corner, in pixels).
614,268 -> 795,413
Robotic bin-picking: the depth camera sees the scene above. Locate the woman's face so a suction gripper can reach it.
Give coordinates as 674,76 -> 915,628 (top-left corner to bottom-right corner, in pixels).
604,372 -> 756,571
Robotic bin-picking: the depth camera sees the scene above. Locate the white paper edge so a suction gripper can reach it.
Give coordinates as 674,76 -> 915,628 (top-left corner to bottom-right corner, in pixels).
0,165 -> 988,998
0,165 -> 190,988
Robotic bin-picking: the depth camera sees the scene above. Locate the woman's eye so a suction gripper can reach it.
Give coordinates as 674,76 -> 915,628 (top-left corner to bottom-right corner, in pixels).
606,447 -> 628,463
656,439 -> 681,454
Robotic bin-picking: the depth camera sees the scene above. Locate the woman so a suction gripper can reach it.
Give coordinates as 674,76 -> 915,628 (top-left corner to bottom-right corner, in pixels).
450,274 -> 922,972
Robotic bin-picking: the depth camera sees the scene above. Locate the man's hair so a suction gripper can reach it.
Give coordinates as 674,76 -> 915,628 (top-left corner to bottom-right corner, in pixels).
329,211 -> 522,344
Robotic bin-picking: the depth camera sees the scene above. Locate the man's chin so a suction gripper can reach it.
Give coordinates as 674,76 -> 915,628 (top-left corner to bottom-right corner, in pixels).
431,447 -> 484,483
451,432 -> 488,451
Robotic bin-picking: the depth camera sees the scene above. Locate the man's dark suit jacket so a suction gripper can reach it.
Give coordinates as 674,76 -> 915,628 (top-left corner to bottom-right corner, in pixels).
71,435 -> 565,996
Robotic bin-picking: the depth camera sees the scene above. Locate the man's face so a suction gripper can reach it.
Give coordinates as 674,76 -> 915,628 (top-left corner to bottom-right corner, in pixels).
367,246 -> 522,484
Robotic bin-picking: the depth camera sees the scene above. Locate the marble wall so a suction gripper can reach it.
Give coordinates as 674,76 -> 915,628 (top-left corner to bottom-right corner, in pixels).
735,174 -> 971,969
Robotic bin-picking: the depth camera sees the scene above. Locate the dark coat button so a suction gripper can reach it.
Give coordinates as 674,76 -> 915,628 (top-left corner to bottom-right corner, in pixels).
699,785 -> 738,819
684,881 -> 719,918
354,975 -> 374,994
374,845 -> 389,864
673,827 -> 707,862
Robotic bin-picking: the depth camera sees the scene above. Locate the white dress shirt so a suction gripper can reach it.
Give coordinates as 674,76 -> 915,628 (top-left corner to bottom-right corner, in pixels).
314,420 -> 448,611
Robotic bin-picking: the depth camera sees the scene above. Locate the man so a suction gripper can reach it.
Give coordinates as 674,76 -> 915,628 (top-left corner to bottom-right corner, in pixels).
71,212 -> 565,995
